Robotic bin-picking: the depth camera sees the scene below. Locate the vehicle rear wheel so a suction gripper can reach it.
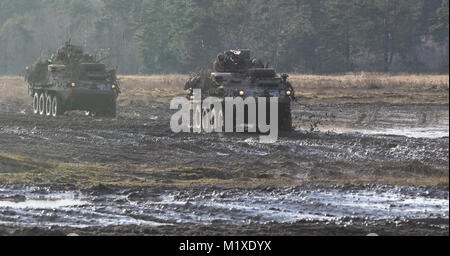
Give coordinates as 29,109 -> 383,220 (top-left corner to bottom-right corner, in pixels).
51,96 -> 64,117
203,107 -> 219,132
38,93 -> 46,116
193,104 -> 202,131
45,95 -> 52,116
213,107 -> 224,132
222,102 -> 237,132
33,93 -> 39,114
201,107 -> 209,131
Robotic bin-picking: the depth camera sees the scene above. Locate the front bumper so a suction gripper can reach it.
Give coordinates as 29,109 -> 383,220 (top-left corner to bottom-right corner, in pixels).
61,88 -> 118,110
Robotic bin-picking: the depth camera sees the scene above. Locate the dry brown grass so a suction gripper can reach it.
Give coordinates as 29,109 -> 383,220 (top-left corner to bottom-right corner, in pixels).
0,76 -> 28,96
0,73 -> 448,109
290,73 -> 449,88
118,74 -> 188,91
0,76 -> 30,112
117,73 -> 449,105
117,75 -> 188,107
289,73 -> 449,104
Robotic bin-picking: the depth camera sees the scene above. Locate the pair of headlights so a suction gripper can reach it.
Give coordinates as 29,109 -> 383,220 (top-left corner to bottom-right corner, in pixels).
234,88 -> 245,96
234,88 -> 293,97
70,83 -> 117,89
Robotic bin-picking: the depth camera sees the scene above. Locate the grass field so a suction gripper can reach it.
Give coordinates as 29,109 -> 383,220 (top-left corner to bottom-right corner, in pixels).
1,73 -> 448,111
115,73 -> 450,105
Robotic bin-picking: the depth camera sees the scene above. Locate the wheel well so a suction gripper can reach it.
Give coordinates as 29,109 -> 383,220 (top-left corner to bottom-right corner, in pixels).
45,90 -> 57,96
31,88 -> 58,93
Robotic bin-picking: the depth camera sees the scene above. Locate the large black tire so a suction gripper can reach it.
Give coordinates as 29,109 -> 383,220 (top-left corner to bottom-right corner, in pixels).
193,104 -> 202,131
33,93 -> 39,115
109,99 -> 117,117
45,95 -> 52,116
256,100 -> 271,134
279,103 -> 292,131
213,107 -> 224,132
223,104 -> 239,132
201,106 -> 222,132
51,95 -> 64,117
38,93 -> 46,116
102,98 -> 117,118
94,99 -> 117,118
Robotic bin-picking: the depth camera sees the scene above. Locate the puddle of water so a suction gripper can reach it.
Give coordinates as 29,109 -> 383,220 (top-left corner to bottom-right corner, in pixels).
0,199 -> 86,209
227,145 -> 269,156
366,127 -> 449,139
320,126 -> 449,139
0,186 -> 448,228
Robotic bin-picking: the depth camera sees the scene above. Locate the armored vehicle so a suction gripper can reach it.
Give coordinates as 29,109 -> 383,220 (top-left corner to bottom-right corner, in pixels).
24,42 -> 120,117
185,49 -> 295,131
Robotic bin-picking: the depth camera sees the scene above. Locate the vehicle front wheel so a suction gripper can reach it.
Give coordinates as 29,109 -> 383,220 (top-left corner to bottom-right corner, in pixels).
108,99 -> 117,118
279,103 -> 293,131
99,99 -> 117,118
33,93 -> 39,114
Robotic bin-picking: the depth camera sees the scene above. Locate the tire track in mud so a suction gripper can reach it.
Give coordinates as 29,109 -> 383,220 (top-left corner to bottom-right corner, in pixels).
0,102 -> 449,184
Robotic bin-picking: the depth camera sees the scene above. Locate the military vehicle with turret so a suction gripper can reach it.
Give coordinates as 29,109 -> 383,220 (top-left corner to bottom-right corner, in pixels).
24,41 -> 120,117
184,49 -> 295,131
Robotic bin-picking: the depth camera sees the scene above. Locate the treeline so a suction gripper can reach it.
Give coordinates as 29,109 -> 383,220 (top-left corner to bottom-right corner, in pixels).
0,0 -> 448,75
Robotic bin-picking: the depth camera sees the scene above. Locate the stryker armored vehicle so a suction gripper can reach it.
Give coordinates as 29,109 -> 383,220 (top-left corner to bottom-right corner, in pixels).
24,41 -> 120,117
184,49 -> 295,131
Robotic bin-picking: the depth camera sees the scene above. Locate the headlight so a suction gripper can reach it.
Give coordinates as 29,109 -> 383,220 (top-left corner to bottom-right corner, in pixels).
239,90 -> 245,96
112,84 -> 116,89
286,90 -> 292,96
71,82 -> 76,87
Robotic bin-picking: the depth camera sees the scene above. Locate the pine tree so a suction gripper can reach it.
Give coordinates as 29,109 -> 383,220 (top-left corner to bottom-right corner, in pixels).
430,0 -> 449,73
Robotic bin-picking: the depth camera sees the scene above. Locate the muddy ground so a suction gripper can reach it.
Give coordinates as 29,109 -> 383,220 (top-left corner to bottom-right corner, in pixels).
0,75 -> 448,236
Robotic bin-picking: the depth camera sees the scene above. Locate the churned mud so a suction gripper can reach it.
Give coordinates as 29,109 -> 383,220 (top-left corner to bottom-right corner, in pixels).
0,184 -> 448,236
0,185 -> 448,226
0,75 -> 448,235
1,103 -> 447,186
